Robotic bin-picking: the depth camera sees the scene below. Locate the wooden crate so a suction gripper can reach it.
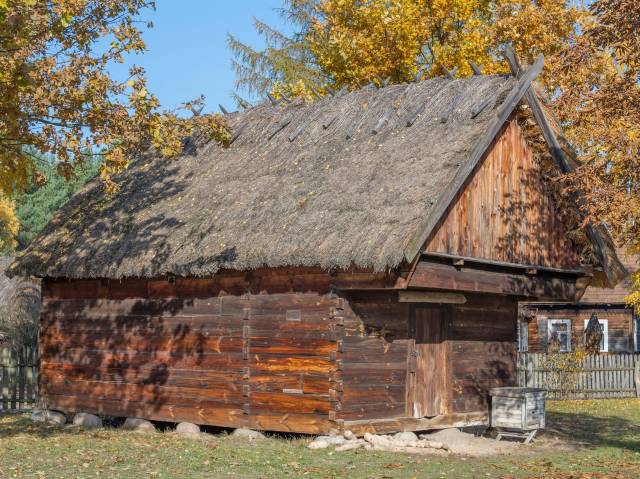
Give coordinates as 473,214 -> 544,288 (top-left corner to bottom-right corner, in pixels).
490,387 -> 546,431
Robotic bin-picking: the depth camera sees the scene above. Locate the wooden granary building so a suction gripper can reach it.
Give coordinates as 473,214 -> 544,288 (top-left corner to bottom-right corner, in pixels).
9,54 -> 625,434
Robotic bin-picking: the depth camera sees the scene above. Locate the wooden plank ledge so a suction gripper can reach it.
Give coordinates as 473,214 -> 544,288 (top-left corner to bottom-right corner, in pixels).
340,412 -> 488,435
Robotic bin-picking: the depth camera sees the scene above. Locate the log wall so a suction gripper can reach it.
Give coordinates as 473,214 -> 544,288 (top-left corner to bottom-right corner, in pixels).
40,270 -> 340,434
336,291 -> 412,422
39,272 -> 521,433
447,296 -> 518,413
524,305 -> 635,354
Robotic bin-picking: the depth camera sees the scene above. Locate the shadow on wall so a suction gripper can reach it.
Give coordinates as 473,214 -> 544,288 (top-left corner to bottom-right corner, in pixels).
39,292 -> 246,416
18,153 -> 238,278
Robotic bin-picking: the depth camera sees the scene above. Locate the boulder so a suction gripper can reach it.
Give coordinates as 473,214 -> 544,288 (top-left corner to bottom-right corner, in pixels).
230,428 -> 266,440
122,418 -> 156,432
176,422 -> 201,435
73,413 -> 102,428
31,410 -> 67,425
335,440 -> 365,452
393,431 -> 419,443
308,439 -> 330,449
343,430 -> 356,440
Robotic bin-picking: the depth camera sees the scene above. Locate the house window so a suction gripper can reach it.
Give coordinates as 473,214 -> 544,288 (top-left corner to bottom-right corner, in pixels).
548,319 -> 572,352
518,321 -> 529,352
584,319 -> 608,353
634,316 -> 640,353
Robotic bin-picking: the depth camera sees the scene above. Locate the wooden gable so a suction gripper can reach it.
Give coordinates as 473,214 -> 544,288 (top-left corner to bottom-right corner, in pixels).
424,117 -> 581,271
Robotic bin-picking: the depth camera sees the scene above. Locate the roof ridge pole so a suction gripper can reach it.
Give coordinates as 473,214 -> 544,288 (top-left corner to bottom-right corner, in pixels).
503,44 -> 627,287
402,53 -> 545,264
442,66 -> 458,79
468,61 -> 483,76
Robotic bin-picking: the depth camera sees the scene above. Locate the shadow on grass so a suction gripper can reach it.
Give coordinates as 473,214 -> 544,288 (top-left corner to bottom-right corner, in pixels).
546,410 -> 640,452
0,413 -> 92,440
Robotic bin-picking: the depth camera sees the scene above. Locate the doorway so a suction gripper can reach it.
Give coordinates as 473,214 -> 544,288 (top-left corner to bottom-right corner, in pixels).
409,305 -> 449,417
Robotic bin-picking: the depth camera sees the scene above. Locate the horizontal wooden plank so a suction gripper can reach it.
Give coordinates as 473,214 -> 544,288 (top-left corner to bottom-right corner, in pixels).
342,412 -> 488,435
341,384 -> 405,403
40,364 -> 241,387
41,332 -> 245,355
336,402 -> 406,420
247,411 -> 332,434
248,373 -> 330,395
42,378 -> 246,406
249,337 -> 335,356
409,260 -> 579,301
399,291 -> 467,304
41,350 -> 247,370
250,391 -> 330,414
46,394 -> 247,429
249,355 -> 332,375
334,368 -> 407,385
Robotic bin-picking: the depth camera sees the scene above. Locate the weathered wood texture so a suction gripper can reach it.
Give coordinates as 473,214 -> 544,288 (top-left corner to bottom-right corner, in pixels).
335,291 -> 412,422
524,306 -> 635,354
0,347 -> 38,411
409,306 -> 448,417
40,270 -> 340,434
409,259 -> 580,301
447,296 -> 518,414
518,352 -> 640,399
425,119 -> 580,270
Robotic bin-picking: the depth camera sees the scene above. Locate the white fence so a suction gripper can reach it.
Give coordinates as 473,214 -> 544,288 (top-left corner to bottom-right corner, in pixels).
517,353 -> 640,399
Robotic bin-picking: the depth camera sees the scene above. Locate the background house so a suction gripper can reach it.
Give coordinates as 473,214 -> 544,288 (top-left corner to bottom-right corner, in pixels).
520,247 -> 638,354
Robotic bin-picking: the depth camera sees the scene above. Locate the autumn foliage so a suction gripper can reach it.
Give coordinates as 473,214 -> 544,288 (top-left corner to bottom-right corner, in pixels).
0,0 -> 229,249
231,0 -> 640,302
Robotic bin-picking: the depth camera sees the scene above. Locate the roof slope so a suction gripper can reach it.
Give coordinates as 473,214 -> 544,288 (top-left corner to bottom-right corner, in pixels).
0,257 -> 40,321
9,75 -> 544,279
580,247 -> 638,304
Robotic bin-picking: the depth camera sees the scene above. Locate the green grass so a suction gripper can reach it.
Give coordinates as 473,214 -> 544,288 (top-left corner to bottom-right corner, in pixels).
1,400 -> 640,478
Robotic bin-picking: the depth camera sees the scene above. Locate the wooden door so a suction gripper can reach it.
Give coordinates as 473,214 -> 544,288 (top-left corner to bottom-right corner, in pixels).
409,305 -> 449,417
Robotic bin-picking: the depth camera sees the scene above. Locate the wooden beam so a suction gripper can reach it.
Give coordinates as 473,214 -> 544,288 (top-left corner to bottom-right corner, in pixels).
334,271 -> 408,290
403,54 -> 545,265
341,412 -> 487,436
398,290 -> 467,304
409,259 -> 583,301
422,251 -> 591,277
471,97 -> 493,119
468,61 -> 483,76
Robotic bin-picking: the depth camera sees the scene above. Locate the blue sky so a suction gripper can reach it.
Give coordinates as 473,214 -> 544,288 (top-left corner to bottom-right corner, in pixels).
114,1 -> 291,114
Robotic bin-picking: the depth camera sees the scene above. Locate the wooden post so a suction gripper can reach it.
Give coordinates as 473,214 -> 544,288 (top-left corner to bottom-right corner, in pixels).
634,354 -> 640,398
0,348 -> 6,410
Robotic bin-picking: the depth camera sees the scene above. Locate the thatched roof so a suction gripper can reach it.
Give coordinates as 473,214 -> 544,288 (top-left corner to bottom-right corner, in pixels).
0,256 -> 40,323
7,73 -> 611,280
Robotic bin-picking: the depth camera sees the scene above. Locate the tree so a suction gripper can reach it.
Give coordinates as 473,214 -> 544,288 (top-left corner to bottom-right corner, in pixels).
0,195 -> 18,253
230,0 -> 582,97
0,1 -> 230,249
553,0 -> 640,307
14,152 -> 100,250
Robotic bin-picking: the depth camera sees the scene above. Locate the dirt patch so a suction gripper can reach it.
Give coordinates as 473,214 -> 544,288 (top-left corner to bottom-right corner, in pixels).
419,428 -> 581,457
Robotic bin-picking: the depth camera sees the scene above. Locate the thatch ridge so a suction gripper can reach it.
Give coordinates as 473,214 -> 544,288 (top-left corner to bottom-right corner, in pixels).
9,75 -> 519,279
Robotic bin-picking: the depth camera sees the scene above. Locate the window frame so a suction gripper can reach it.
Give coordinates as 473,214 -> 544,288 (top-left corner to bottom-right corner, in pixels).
518,321 -> 529,352
583,318 -> 608,353
547,319 -> 572,352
